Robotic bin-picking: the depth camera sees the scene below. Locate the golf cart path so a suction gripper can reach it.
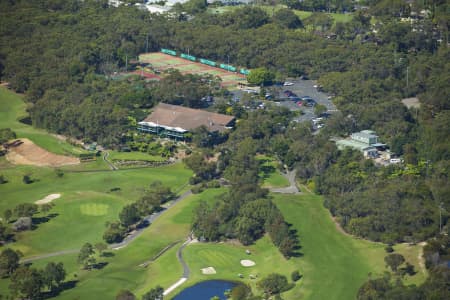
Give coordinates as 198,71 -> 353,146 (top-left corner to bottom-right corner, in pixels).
163,237 -> 192,296
270,169 -> 301,194
110,190 -> 192,250
20,190 -> 193,262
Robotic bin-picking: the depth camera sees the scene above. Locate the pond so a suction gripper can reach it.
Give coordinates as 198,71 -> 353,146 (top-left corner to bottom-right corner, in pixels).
172,280 -> 237,300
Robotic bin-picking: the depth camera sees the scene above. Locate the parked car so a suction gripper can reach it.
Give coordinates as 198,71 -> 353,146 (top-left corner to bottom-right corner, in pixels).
283,81 -> 294,86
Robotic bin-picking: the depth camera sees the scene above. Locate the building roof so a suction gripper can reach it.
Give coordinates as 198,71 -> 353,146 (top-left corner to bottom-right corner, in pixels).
142,103 -> 235,133
336,139 -> 375,152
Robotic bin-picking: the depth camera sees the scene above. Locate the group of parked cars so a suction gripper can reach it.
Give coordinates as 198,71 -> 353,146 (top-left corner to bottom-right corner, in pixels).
283,90 -> 316,107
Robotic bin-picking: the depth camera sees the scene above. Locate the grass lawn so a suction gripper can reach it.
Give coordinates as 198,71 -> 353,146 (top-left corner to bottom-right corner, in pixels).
180,236 -> 298,297
272,192 -> 426,299
0,87 -> 88,156
0,162 -> 192,258
30,188 -> 226,300
257,155 -> 289,188
209,5 -> 353,24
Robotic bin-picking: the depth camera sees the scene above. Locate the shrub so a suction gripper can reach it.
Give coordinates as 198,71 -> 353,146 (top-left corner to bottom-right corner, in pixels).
291,270 -> 302,282
12,217 -> 32,231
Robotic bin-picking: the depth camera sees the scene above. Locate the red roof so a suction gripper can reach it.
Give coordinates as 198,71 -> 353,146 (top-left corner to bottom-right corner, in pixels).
143,103 -> 235,132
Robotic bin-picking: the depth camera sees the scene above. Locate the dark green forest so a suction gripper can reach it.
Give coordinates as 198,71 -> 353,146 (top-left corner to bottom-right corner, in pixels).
0,0 -> 449,298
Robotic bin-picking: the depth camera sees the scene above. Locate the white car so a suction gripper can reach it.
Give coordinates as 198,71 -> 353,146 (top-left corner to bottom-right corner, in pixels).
283,82 -> 294,86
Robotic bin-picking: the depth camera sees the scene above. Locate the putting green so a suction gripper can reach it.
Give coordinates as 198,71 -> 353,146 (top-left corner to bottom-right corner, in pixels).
80,203 -> 109,216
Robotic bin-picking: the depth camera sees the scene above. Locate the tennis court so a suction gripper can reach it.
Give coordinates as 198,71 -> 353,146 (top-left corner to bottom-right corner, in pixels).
138,52 -> 247,88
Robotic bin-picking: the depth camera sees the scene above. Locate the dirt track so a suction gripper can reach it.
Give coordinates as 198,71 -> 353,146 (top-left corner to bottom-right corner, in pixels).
6,138 -> 79,167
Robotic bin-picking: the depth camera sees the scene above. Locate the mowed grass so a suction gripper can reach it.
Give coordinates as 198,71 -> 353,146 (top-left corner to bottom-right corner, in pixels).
33,188 -> 227,300
210,5 -> 353,24
0,162 -> 192,258
0,87 -> 88,156
272,192 -> 425,299
180,236 -> 298,297
257,155 -> 289,188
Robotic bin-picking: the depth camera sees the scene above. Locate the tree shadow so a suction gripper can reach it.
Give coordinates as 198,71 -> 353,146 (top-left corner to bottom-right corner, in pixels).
32,213 -> 59,226
92,262 -> 108,270
101,252 -> 115,258
260,165 -> 276,179
42,280 -> 78,299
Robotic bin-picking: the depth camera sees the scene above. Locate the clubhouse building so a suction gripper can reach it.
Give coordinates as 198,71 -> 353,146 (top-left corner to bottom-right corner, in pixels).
137,103 -> 235,140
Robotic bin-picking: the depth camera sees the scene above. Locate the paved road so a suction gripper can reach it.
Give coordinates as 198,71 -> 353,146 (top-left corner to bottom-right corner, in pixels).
110,190 -> 192,250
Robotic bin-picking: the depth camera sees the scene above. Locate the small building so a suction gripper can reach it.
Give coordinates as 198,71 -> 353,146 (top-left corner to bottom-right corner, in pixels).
336,130 -> 386,158
137,103 -> 235,140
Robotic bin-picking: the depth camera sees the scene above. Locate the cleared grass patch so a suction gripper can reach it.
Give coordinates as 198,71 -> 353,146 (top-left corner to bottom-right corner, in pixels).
0,87 -> 88,156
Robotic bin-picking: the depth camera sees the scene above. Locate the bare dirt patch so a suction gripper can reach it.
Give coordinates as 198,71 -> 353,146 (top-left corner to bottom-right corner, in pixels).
6,138 -> 80,167
240,259 -> 256,267
35,194 -> 61,205
201,266 -> 217,275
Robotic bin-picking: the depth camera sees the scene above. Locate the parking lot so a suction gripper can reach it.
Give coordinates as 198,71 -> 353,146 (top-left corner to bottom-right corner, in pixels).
276,79 -> 337,122
229,78 -> 337,124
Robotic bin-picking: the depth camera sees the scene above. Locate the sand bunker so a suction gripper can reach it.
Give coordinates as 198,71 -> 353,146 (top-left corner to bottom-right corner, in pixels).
201,267 -> 217,275
6,138 -> 79,167
35,194 -> 61,205
240,260 -> 256,267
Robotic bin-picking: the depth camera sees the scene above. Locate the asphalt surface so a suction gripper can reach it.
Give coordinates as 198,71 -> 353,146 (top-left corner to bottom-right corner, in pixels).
276,79 -> 337,122
231,79 -> 337,123
110,190 -> 193,250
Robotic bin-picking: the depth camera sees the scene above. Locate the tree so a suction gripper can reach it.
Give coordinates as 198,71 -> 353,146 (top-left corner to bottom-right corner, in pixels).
314,104 -> 327,116
384,253 -> 405,272
116,289 -> 136,300
0,248 -> 20,278
22,174 -> 33,184
14,203 -> 38,217
9,266 -> 43,300
40,203 -> 54,214
3,209 -> 12,223
78,242 -> 95,269
0,175 -> 6,184
291,270 -> 302,282
142,285 -> 164,300
258,273 -> 290,296
42,262 -> 66,291
231,283 -> 252,300
119,204 -> 141,228
0,128 -> 16,144
95,242 -> 108,256
273,9 -> 303,29
12,217 -> 32,231
246,68 -> 275,86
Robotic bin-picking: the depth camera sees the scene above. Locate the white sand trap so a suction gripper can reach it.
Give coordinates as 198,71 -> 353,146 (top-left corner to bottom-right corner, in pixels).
35,194 -> 61,205
201,267 -> 217,274
240,259 -> 256,267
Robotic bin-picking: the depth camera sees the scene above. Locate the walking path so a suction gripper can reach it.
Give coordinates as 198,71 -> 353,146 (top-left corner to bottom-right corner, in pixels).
270,169 -> 301,194
163,237 -> 192,296
102,151 -> 118,170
